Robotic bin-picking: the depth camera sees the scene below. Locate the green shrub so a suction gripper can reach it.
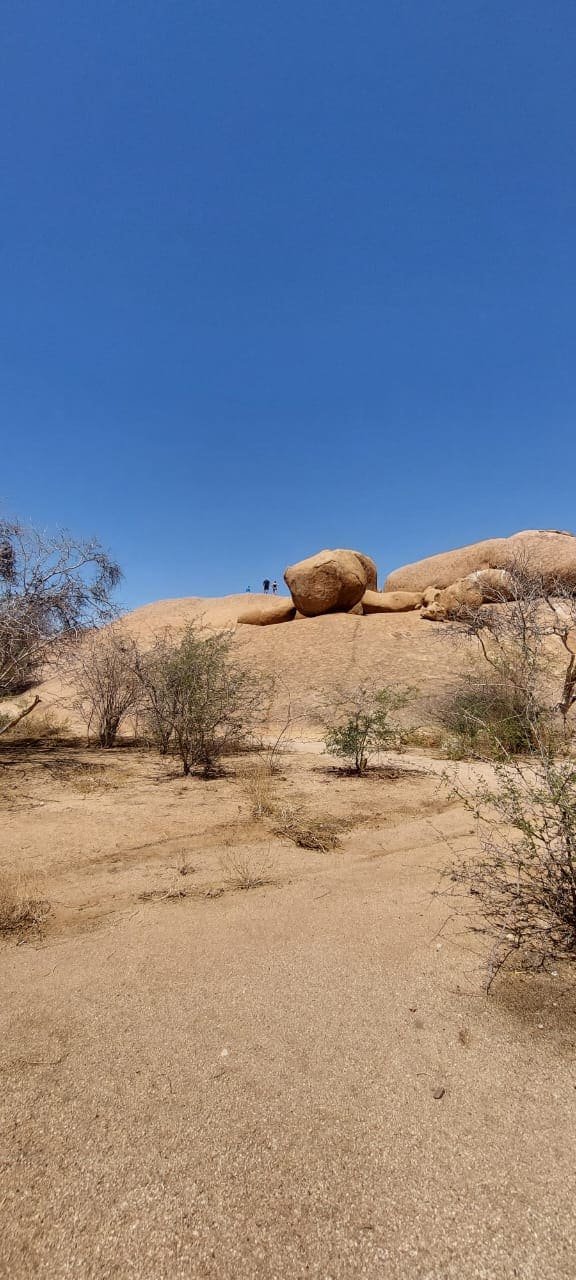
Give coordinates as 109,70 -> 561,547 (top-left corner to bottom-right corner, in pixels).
323,684 -> 410,775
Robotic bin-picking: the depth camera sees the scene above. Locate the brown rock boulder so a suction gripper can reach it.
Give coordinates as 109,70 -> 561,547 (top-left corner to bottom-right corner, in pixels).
284,548 -> 374,616
421,569 -> 516,620
362,589 -> 423,613
237,598 -> 296,626
385,530 -> 576,594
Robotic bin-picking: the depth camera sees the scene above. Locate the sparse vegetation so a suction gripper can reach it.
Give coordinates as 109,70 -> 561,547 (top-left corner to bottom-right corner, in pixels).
274,807 -> 342,851
139,883 -> 198,904
448,560 -> 576,747
441,563 -> 576,983
46,759 -> 122,793
404,724 -> 445,751
0,706 -> 68,744
0,870 -> 50,936
219,849 -> 277,890
438,669 -> 546,761
323,684 -> 410,775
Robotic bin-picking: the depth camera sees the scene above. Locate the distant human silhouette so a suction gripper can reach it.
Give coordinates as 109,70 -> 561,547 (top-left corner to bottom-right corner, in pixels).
245,586 -> 251,592
263,578 -> 270,593
271,580 -> 278,594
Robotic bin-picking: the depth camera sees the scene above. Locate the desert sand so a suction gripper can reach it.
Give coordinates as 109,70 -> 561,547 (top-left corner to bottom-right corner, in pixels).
1,595 -> 575,1279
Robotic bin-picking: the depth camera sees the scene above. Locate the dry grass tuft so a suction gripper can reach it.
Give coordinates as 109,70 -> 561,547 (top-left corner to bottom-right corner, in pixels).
0,870 -> 50,936
404,725 -> 446,751
274,807 -> 342,852
138,852 -> 276,903
237,761 -> 279,819
45,760 -> 123,793
139,884 -> 195,903
219,849 -> 278,890
175,856 -> 196,877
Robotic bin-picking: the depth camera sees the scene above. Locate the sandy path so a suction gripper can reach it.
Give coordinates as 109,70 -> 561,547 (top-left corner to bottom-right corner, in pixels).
1,745 -> 575,1278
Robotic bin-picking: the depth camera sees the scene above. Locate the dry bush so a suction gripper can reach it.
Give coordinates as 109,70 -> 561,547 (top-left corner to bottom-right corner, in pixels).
447,748 -> 576,987
0,870 -> 50,935
141,851 -> 277,903
0,518 -> 121,696
274,806 -> 342,851
65,627 -> 143,748
175,854 -> 196,877
446,560 -> 576,744
439,569 -> 576,984
219,850 -> 277,890
238,761 -> 279,819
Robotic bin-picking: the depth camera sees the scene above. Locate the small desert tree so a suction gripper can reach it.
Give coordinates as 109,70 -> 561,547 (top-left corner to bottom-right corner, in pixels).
0,518 -> 122,699
139,621 -> 267,776
323,684 -> 410,775
66,627 -> 143,748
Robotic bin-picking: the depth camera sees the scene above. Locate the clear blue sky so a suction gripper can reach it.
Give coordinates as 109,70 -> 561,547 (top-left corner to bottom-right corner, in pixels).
1,1 -> 575,607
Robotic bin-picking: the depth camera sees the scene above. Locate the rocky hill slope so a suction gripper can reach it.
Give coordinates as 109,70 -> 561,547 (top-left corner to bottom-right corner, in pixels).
118,593 -> 461,724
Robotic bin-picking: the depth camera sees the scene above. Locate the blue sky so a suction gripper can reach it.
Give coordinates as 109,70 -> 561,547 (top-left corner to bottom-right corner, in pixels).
1,1 -> 575,607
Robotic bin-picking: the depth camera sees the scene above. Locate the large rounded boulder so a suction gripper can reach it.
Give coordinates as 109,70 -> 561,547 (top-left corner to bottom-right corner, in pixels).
284,548 -> 375,616
385,530 -> 576,594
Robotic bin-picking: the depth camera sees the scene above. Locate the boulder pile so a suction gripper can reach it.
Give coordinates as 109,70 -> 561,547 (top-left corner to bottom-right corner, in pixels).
421,568 -> 515,620
236,530 -> 576,626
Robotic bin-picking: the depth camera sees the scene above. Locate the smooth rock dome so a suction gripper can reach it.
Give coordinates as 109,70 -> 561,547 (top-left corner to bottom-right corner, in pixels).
385,530 -> 576,594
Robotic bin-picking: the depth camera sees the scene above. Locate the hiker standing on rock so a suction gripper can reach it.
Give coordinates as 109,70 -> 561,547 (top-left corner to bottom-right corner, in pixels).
271,580 -> 278,594
263,578 -> 270,593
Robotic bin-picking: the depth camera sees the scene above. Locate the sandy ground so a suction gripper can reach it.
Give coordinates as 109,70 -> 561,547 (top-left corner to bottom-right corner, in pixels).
1,736 -> 575,1279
